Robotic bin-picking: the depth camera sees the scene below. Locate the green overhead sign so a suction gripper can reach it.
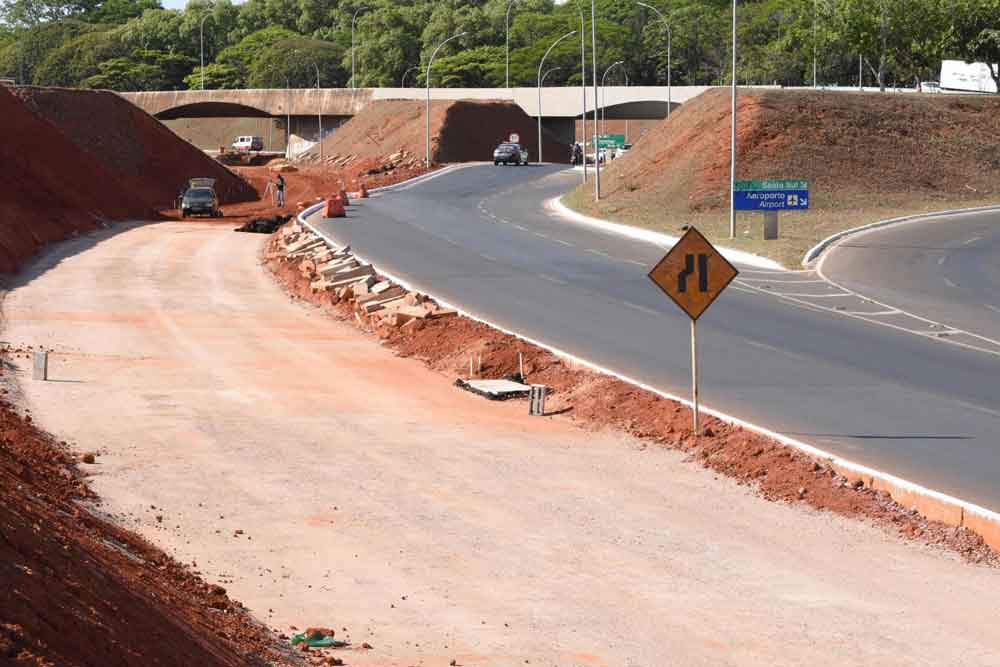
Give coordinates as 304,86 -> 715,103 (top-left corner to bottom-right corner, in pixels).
594,134 -> 626,148
734,179 -> 809,191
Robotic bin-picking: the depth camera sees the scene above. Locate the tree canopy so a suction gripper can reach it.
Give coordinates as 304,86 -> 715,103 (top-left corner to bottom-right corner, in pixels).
0,0 -> 995,92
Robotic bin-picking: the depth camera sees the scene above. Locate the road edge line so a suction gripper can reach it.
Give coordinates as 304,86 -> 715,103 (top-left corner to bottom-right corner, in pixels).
802,203 -> 1000,266
547,195 -> 786,271
299,203 -> 1000,551
366,162 -> 477,195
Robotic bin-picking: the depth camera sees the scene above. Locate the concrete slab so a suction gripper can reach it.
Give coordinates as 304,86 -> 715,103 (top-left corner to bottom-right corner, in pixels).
455,378 -> 532,401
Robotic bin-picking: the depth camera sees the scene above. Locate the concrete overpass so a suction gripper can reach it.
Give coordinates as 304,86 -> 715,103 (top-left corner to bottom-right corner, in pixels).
122,85 -> 710,121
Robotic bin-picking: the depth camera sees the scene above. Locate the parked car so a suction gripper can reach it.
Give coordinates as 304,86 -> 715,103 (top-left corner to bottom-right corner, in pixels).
614,144 -> 633,159
493,143 -> 529,166
232,135 -> 264,152
180,178 -> 222,218
919,80 -> 941,93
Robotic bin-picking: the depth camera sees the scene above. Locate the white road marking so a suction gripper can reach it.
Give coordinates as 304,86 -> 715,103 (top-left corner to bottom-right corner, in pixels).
986,305 -> 1000,314
623,301 -> 659,316
481,253 -> 497,262
537,273 -> 568,285
768,292 -> 855,298
514,224 -> 529,231
843,309 -> 901,316
962,236 -> 983,245
533,232 -> 549,239
585,248 -> 609,257
554,239 -> 574,247
625,259 -> 647,267
944,278 -> 958,288
738,277 -> 825,284
937,256 -> 947,266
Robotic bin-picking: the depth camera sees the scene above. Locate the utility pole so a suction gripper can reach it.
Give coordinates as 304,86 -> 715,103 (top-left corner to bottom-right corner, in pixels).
506,0 -> 520,88
537,32 -> 577,163
636,2 -> 672,117
426,32 -> 468,166
591,0 -> 600,201
199,13 -> 211,90
729,0 -> 737,238
352,6 -> 369,90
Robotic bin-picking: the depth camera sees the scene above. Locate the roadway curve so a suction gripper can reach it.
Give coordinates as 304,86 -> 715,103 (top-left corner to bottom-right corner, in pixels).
309,165 -> 1000,510
819,207 -> 1000,341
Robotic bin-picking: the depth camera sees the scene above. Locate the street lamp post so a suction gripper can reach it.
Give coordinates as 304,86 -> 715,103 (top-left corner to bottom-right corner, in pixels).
505,0 -> 520,88
285,76 -> 292,159
401,65 -> 419,88
812,0 -> 818,87
601,60 -> 624,138
729,0 -> 736,238
590,0 -> 600,199
311,60 -> 324,162
537,31 -> 577,164
199,13 -> 211,90
636,2 -> 671,117
352,6 -> 369,90
571,0 -> 588,182
427,31 -> 468,166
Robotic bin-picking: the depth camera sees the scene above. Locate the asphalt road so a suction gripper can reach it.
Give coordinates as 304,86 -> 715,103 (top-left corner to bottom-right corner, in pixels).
311,164 -> 1000,510
820,207 -> 1000,342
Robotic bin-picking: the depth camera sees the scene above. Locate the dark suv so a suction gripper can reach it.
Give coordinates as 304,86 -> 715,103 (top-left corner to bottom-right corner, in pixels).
493,143 -> 529,166
180,178 -> 222,218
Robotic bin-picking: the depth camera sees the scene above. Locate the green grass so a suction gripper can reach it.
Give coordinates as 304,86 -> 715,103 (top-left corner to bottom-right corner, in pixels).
562,187 -> 1000,268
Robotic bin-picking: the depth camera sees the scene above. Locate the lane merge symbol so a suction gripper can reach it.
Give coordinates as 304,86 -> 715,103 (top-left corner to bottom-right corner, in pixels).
647,227 -> 739,435
648,227 -> 738,321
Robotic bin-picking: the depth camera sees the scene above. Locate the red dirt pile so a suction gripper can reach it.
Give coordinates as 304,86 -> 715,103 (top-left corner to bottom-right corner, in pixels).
0,345 -> 299,666
591,88 -> 1000,211
297,99 -> 568,167
12,86 -> 256,209
265,223 -> 1000,566
0,86 -> 255,273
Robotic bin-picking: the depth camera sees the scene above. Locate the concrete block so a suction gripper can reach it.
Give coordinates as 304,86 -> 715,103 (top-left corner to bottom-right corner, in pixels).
329,271 -> 375,289
32,351 -> 48,380
363,295 -> 406,314
352,275 -> 377,294
430,308 -> 458,319
286,236 -> 322,255
370,281 -> 393,295
331,265 -> 375,282
318,258 -> 359,276
396,305 -> 432,319
310,279 -> 333,292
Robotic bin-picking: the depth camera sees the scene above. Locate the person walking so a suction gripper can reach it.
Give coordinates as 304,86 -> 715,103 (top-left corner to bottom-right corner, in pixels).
276,174 -> 286,208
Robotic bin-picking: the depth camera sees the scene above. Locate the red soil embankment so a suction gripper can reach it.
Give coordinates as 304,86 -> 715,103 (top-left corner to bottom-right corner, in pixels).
0,347 -> 296,666
299,99 -> 569,167
0,85 -> 256,273
594,88 -> 1000,210
12,86 -> 256,209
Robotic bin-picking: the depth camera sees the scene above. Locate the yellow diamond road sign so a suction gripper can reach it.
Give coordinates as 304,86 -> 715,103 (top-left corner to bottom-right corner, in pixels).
648,227 -> 739,320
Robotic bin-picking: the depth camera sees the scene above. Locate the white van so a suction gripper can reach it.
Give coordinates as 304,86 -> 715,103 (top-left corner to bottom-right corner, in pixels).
232,135 -> 264,152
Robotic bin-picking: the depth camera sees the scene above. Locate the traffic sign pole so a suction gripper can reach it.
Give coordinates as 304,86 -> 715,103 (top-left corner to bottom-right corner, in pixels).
691,319 -> 699,434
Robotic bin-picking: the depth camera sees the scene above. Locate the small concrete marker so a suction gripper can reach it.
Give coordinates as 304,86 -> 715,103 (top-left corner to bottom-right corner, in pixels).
33,351 -> 48,381
529,384 -> 547,416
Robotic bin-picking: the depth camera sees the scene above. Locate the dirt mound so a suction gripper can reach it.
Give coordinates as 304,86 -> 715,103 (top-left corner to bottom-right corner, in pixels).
592,88 -> 1000,210
0,347 -> 296,666
0,87 -> 152,273
298,99 -> 569,167
12,86 -> 256,209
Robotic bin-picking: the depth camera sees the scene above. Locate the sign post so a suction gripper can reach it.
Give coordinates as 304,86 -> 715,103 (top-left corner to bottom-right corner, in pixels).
733,179 -> 809,240
648,227 -> 738,434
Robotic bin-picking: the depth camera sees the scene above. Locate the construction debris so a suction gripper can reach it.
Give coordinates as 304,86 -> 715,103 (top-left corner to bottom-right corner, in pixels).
234,215 -> 292,234
269,221 -> 458,335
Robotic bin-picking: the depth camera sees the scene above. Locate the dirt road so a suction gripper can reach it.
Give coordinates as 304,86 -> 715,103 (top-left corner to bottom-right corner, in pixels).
5,221 -> 1000,666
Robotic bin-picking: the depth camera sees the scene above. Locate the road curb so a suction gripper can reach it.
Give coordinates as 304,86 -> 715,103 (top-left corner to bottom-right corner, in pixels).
366,163 -> 476,195
300,200 -> 1000,553
547,196 -> 786,271
801,203 -> 1000,266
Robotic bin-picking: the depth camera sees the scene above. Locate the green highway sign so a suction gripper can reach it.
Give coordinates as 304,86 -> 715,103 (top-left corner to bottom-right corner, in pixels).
734,179 -> 809,191
594,134 -> 626,148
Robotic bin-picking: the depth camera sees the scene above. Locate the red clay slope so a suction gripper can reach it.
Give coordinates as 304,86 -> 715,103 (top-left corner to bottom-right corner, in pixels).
0,87 -> 149,273
12,86 -> 256,209
0,347 -> 295,666
299,99 -> 569,165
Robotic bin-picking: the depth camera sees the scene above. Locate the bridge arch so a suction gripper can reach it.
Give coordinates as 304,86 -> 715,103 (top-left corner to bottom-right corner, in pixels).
155,101 -> 274,120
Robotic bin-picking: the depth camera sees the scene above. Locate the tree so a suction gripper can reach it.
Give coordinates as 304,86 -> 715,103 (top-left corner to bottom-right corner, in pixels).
84,0 -> 159,25
248,36 -> 346,88
31,26 -> 127,85
183,61 -> 240,88
429,45 -> 505,86
954,0 -> 1000,93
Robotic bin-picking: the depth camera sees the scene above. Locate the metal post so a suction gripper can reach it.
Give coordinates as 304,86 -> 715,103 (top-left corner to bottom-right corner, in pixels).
572,0 -> 587,182
352,6 -> 368,90
637,3 -> 672,117
199,14 -> 210,90
538,32 -> 576,164
506,0 -> 519,88
859,54 -> 863,90
401,65 -> 418,88
427,32 -> 468,166
591,0 -> 600,200
729,0 -> 737,238
601,61 -> 623,156
812,0 -> 817,88
691,319 -> 699,434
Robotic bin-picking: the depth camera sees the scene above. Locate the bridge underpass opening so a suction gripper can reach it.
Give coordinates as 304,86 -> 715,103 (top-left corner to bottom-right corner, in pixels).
154,101 -> 350,154
572,99 -> 673,147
